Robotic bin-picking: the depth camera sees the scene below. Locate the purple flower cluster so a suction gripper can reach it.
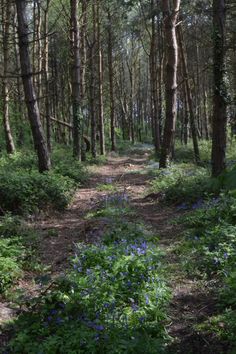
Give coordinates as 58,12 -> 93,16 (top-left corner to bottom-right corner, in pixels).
125,241 -> 148,257
103,191 -> 129,207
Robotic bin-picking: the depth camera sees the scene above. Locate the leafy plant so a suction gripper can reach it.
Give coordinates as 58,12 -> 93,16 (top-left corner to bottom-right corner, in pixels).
7,205 -> 171,353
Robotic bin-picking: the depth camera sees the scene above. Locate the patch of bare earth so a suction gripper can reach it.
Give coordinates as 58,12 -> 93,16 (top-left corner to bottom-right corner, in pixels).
0,154 -> 225,353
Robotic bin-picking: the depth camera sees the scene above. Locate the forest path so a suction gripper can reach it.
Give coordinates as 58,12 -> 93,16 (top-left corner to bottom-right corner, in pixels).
0,153 -> 218,352
34,152 -> 218,353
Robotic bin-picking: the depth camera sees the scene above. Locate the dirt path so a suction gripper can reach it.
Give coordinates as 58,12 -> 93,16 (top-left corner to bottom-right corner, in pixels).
0,154 -> 221,352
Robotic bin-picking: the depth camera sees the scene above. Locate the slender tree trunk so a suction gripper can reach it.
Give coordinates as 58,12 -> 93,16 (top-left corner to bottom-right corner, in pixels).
183,82 -> 189,145
80,0 -> 87,161
159,0 -> 181,168
2,0 -> 15,154
96,0 -> 105,155
107,9 -> 116,151
127,60 -> 135,144
43,0 -> 51,152
70,0 -> 82,159
150,0 -> 161,155
211,0 -> 227,177
89,3 -> 97,158
13,11 -> 25,146
177,25 -> 200,163
16,0 -> 51,172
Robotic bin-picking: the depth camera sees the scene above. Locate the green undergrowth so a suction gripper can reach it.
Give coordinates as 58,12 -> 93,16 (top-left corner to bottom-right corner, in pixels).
179,193 -> 236,353
0,148 -> 88,215
149,163 -> 217,205
4,193 -> 171,354
176,193 -> 236,351
117,140 -> 153,157
146,153 -> 236,351
0,214 -> 41,296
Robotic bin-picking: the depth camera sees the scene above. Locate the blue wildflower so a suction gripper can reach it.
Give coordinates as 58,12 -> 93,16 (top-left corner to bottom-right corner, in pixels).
224,252 -> 229,259
139,316 -> 146,323
131,303 -> 139,312
56,317 -> 63,325
50,309 -> 57,315
177,203 -> 189,210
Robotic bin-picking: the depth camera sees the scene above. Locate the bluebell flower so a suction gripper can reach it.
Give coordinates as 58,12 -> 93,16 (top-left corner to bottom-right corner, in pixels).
127,280 -> 132,287
139,316 -> 146,323
56,317 -> 63,324
145,295 -> 149,305
224,252 -> 229,259
50,309 -> 57,315
94,333 -> 100,341
177,203 -> 189,210
86,268 -> 92,275
88,321 -> 104,331
131,303 -> 139,312
192,199 -> 204,210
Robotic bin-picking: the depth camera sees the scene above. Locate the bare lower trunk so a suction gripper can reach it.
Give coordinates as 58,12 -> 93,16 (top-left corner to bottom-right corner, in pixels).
107,9 -> 116,151
2,1 -> 15,154
177,25 -> 200,163
211,0 -> 227,177
159,0 -> 181,168
97,0 -> 105,155
43,0 -> 51,152
70,0 -> 82,159
16,0 -> 51,172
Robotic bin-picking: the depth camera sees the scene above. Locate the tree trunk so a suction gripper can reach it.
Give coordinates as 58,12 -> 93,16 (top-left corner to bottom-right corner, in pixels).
70,0 -> 82,159
150,0 -> 161,155
96,0 -> 105,155
159,0 -> 181,168
43,0 -> 51,152
16,0 -> 51,172
107,9 -> 116,151
177,24 -> 200,163
2,0 -> 15,154
211,0 -> 227,177
80,0 -> 87,161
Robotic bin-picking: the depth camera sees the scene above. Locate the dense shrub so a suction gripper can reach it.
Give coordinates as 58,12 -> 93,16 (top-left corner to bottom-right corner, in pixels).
0,215 -> 39,294
0,148 -> 89,215
0,238 -> 24,293
149,163 -> 218,205
0,170 -> 75,214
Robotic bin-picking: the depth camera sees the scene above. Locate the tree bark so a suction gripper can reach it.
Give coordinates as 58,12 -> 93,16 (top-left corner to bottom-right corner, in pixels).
150,0 -> 161,155
70,0 -> 82,159
96,0 -> 105,155
16,0 -> 51,172
107,9 -> 116,151
2,0 -> 15,154
177,24 -> 200,163
211,0 -> 227,177
43,0 -> 51,152
159,0 -> 181,168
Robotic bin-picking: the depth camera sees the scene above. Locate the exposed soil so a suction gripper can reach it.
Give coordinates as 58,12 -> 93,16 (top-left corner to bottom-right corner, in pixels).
0,153 -> 225,353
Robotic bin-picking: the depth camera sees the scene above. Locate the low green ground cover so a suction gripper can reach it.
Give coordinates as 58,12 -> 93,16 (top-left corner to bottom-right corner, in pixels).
5,194 -> 171,354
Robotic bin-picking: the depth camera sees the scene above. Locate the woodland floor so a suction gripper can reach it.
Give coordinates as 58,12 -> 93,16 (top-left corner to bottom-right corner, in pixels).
0,152 -> 227,353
